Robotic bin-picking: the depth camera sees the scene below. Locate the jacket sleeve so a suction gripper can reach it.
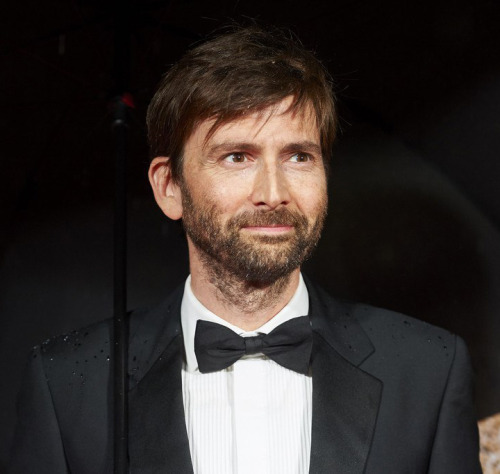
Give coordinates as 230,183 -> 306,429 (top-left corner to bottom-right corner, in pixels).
9,346 -> 69,474
428,335 -> 482,473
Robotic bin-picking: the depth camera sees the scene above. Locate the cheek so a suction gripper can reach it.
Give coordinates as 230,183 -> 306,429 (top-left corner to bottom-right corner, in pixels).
196,183 -> 250,217
209,174 -> 255,206
304,192 -> 328,216
290,174 -> 328,211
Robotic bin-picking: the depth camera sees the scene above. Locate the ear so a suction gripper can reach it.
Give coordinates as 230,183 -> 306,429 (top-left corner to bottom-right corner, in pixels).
148,157 -> 183,220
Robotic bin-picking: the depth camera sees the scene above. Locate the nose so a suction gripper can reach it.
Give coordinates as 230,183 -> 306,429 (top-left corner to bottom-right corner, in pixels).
250,161 -> 291,210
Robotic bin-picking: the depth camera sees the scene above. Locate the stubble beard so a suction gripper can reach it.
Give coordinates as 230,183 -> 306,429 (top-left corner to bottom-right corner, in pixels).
180,182 -> 327,312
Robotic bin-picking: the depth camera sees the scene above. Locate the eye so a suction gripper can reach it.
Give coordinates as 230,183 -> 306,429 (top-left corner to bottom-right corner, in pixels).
223,152 -> 248,163
289,152 -> 312,163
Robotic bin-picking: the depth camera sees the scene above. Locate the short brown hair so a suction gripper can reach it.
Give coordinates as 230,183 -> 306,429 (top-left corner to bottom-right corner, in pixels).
147,25 -> 337,182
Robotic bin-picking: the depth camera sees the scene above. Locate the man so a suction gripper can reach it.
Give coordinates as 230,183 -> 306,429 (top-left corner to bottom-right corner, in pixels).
10,26 -> 481,473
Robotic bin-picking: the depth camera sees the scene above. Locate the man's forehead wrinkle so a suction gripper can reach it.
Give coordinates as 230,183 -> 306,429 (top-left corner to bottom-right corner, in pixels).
205,114 -> 318,145
250,99 -> 317,138
197,108 -> 321,154
193,97 -> 318,149
250,102 -> 283,138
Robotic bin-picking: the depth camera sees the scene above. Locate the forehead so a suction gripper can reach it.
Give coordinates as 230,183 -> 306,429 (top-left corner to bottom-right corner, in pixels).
186,98 -> 320,152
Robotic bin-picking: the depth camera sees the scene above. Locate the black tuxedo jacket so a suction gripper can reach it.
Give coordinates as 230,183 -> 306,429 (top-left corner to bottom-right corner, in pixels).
10,280 -> 482,473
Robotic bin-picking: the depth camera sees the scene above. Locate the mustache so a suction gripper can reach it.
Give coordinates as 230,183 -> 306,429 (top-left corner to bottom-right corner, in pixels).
227,208 -> 308,228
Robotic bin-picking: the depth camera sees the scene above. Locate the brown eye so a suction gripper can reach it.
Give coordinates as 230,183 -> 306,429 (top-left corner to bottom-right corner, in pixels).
224,152 -> 247,163
290,153 -> 311,163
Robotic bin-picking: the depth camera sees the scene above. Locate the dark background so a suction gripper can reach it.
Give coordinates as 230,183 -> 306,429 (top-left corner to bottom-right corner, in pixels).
2,0 -> 500,469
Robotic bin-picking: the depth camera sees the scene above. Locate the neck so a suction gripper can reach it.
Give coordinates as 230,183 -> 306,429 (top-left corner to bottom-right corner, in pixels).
188,245 -> 301,331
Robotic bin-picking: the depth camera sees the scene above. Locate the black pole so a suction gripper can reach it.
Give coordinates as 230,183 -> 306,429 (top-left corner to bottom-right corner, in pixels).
112,0 -> 131,472
112,95 -> 129,473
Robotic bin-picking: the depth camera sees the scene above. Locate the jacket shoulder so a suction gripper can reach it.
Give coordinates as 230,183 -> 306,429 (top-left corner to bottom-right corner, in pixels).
37,318 -> 112,363
38,284 -> 183,362
352,302 -> 456,354
306,278 -> 459,368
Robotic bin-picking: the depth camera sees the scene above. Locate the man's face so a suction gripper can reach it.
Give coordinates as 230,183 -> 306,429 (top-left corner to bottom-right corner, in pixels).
178,97 -> 328,283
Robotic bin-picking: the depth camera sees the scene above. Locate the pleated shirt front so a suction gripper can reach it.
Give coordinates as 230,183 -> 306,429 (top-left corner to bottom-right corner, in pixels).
181,275 -> 312,474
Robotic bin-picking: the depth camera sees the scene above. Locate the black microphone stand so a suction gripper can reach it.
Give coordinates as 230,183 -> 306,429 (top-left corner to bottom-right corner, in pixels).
109,4 -> 198,471
112,0 -> 131,471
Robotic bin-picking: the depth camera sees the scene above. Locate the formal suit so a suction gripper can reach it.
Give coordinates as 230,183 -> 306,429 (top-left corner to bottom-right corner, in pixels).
9,279 -> 482,473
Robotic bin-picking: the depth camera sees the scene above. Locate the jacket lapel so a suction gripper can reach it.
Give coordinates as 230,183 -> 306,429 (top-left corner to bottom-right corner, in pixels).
127,286 -> 194,474
306,281 -> 383,474
125,280 -> 382,474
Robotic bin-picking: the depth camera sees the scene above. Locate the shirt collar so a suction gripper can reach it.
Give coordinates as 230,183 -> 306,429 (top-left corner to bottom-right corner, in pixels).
181,273 -> 309,373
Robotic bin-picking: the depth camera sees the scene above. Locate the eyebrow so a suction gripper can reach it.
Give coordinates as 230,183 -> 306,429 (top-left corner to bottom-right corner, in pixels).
281,141 -> 322,156
206,140 -> 322,156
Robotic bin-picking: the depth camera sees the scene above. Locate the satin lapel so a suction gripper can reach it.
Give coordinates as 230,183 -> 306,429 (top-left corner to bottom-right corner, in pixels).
309,333 -> 382,474
128,334 -> 193,474
306,280 -> 383,474
127,286 -> 194,474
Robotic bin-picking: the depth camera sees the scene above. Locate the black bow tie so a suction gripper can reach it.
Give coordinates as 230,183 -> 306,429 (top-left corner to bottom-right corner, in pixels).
194,316 -> 313,375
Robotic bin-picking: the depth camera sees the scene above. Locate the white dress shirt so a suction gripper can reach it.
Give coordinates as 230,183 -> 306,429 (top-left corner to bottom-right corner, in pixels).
181,274 -> 313,474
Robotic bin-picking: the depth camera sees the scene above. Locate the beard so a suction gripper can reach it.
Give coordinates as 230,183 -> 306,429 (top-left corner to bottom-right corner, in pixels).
180,183 -> 327,285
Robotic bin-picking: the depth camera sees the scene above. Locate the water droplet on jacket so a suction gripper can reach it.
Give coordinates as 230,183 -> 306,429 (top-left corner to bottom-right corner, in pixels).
443,345 -> 447,350
133,356 -> 137,362
106,356 -> 110,362
427,339 -> 431,343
